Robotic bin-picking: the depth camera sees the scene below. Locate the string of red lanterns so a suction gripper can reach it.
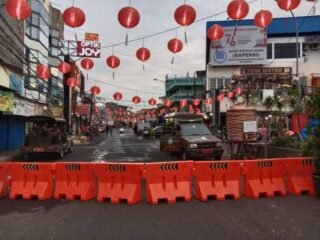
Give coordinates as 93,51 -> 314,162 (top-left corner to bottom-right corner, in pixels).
174,4 -> 197,43
90,86 -> 101,96
66,77 -> 77,87
132,96 -> 141,104
80,58 -> 94,70
227,0 -> 249,20
148,98 -> 157,106
106,55 -> 121,79
254,10 -> 273,28
58,62 -> 71,74
277,0 -> 301,11
113,92 -> 123,101
167,38 -> 183,64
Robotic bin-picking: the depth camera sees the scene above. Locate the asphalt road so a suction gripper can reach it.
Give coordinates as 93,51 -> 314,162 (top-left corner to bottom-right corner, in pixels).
1,129 -> 320,239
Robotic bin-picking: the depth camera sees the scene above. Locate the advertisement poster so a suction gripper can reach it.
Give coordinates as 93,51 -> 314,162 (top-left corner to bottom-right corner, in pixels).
0,90 -> 14,112
210,26 -> 267,66
77,41 -> 101,58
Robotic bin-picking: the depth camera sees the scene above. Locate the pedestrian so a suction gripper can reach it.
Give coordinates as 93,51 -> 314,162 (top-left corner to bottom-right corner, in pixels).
105,125 -> 109,137
109,124 -> 113,136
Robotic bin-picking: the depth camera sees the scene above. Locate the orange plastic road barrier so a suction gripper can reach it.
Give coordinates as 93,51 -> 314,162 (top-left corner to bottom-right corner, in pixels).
8,163 -> 55,200
94,163 -> 144,204
194,161 -> 241,201
287,158 -> 315,195
144,161 -> 193,204
242,159 -> 287,199
0,163 -> 9,198
54,163 -> 95,201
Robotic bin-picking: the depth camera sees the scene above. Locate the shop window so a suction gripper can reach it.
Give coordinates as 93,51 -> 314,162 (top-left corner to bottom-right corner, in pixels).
267,44 -> 272,59
217,78 -> 224,89
209,79 -> 216,89
275,43 -> 300,59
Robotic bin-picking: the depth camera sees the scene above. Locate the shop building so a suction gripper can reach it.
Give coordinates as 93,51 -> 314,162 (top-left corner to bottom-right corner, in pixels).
205,16 -> 320,126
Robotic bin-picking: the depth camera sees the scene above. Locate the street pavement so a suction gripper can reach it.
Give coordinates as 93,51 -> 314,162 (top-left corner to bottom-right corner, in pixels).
0,129 -> 320,239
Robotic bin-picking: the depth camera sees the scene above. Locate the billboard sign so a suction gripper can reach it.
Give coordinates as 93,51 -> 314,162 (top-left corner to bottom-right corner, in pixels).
85,33 -> 99,42
210,26 -> 267,66
76,41 -> 101,58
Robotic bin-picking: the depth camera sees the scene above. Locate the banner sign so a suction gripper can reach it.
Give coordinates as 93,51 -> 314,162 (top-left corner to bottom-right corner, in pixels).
13,98 -> 35,116
241,67 -> 292,75
210,26 -> 267,66
76,41 -> 101,58
0,90 -> 14,112
85,33 -> 99,42
75,104 -> 91,116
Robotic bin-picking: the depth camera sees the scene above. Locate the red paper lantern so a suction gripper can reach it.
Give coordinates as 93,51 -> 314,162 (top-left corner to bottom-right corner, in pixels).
167,38 -> 183,53
277,0 -> 301,11
136,47 -> 151,62
227,0 -> 249,20
205,98 -> 213,105
118,6 -> 140,28
254,10 -> 273,28
164,99 -> 173,107
235,87 -> 242,95
37,64 -> 49,80
192,98 -> 201,106
81,58 -> 94,70
90,86 -> 101,96
227,91 -> 235,98
6,0 -> 31,20
113,92 -> 122,101
58,62 -> 71,74
216,94 -> 224,102
149,98 -> 157,106
207,24 -> 224,41
132,96 -> 141,104
106,55 -> 120,69
174,4 -> 196,26
66,77 -> 77,87
180,99 -> 187,108
63,6 -> 86,28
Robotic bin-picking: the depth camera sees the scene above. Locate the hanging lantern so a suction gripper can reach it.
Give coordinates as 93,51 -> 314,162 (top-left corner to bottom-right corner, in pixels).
205,98 -> 213,105
227,0 -> 249,20
90,86 -> 101,96
227,91 -> 235,99
207,24 -> 224,41
106,55 -> 120,79
174,4 -> 196,43
168,38 -> 183,64
132,96 -> 141,104
113,92 -> 122,101
254,10 -> 273,28
118,6 -> 140,45
192,98 -> 201,106
37,64 -> 49,80
168,38 -> 183,53
58,62 -> 71,74
136,47 -> 151,62
164,99 -> 173,107
180,99 -> 187,108
174,4 -> 196,26
81,58 -> 94,70
216,94 -> 224,102
63,6 -> 86,28
66,77 -> 77,87
277,0 -> 301,11
6,0 -> 31,20
235,87 -> 242,95
148,98 -> 157,106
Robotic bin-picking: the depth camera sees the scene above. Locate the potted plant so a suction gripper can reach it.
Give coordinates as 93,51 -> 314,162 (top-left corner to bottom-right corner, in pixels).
301,88 -> 320,197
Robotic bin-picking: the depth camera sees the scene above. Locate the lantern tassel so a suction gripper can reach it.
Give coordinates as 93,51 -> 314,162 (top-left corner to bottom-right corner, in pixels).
171,56 -> 174,64
143,64 -> 145,71
184,31 -> 188,44
125,33 -> 128,46
113,71 -> 115,79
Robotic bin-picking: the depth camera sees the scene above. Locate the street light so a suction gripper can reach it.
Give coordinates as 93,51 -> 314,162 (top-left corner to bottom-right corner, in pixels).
153,78 -> 166,83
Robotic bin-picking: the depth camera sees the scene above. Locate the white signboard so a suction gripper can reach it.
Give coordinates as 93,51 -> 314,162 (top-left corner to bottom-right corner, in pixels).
243,121 -> 257,133
13,98 -> 36,116
210,26 -> 267,66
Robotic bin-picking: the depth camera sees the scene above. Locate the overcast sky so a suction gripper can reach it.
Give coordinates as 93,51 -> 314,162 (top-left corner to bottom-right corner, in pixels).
51,0 -> 317,107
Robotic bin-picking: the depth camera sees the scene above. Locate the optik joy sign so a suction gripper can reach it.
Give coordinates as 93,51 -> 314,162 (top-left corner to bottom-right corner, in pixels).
77,41 -> 101,58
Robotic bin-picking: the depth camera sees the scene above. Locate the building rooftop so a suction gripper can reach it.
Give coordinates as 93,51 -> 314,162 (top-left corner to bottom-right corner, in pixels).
207,15 -> 320,37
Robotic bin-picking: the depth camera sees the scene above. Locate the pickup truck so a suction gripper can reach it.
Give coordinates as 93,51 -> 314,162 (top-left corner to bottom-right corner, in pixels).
159,113 -> 224,160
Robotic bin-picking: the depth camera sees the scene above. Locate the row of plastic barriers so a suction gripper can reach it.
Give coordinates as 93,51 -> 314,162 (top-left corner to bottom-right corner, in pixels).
0,158 -> 315,205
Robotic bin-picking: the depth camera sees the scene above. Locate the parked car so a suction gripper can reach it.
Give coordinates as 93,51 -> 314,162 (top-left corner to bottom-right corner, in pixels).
160,113 -> 224,160
21,116 -> 73,159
